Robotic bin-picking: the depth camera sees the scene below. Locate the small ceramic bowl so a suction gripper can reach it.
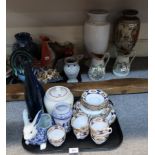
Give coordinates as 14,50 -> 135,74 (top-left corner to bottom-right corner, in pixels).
47,125 -> 66,147
71,112 -> 89,139
81,89 -> 109,111
89,116 -> 112,144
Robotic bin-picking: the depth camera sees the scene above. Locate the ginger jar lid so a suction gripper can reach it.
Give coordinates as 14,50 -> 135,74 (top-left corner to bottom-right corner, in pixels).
45,86 -> 71,101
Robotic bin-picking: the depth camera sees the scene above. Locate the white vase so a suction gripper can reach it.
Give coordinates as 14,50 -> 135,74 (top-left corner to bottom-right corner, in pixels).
84,9 -> 110,55
84,10 -> 110,80
64,56 -> 80,83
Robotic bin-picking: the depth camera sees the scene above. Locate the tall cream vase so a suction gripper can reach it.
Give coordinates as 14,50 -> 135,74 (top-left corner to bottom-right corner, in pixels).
84,9 -> 110,80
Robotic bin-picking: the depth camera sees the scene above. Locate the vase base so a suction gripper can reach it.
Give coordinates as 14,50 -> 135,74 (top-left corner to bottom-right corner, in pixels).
88,75 -> 105,81
67,79 -> 78,83
113,69 -> 129,77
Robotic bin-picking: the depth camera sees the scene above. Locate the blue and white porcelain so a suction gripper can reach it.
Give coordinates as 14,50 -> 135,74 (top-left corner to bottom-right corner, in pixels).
23,109 -> 53,150
52,102 -> 73,133
64,56 -> 80,83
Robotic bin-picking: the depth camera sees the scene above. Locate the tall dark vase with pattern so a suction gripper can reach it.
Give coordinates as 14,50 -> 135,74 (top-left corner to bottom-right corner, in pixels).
113,9 -> 140,77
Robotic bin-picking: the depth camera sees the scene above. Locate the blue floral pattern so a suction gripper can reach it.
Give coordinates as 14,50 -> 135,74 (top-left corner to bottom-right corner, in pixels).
28,127 -> 48,145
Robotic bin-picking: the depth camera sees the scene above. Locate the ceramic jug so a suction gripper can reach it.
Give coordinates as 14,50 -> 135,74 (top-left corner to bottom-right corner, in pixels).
23,109 -> 53,150
88,52 -> 110,80
113,50 -> 136,77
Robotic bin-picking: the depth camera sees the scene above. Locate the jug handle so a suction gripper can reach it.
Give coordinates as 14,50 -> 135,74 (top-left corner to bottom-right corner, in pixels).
75,54 -> 84,62
103,52 -> 110,68
129,50 -> 136,66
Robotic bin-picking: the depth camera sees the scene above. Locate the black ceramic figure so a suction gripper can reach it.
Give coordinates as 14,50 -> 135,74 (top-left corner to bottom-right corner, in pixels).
24,61 -> 45,121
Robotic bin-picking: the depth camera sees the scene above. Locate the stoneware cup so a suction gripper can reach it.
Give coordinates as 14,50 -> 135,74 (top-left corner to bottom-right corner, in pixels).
90,116 -> 112,144
71,112 -> 89,139
47,125 -> 66,147
100,103 -> 117,125
105,108 -> 116,125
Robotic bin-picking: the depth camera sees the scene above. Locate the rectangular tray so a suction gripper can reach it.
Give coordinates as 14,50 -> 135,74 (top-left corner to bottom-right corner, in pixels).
22,118 -> 123,154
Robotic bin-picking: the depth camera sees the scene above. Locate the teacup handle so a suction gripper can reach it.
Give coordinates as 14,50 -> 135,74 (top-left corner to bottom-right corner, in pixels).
104,127 -> 112,135
103,52 -> 110,68
129,50 -> 136,66
110,111 -> 117,123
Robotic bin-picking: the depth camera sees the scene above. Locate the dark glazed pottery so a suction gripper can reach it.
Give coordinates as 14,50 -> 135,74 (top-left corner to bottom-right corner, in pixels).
114,9 -> 140,55
24,62 -> 45,121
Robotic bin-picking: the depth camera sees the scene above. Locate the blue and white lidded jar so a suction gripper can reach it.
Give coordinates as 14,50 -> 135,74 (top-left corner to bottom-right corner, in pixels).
52,102 -> 73,133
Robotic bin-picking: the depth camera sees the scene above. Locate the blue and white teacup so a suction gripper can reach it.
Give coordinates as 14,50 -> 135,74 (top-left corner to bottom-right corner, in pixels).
52,102 -> 73,133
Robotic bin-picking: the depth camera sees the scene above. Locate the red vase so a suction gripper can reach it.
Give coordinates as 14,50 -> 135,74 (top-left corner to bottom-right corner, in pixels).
40,36 -> 53,67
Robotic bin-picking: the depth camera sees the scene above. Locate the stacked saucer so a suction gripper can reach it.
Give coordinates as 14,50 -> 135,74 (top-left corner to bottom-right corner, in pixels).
81,89 -> 109,111
73,89 -> 116,125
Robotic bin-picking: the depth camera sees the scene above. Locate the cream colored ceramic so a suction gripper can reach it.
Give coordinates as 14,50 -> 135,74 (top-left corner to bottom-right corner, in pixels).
47,125 -> 66,147
81,89 -> 109,111
84,9 -> 110,55
90,116 -> 112,144
74,100 -> 110,118
44,86 -> 74,114
105,108 -> 117,125
71,112 -> 89,139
